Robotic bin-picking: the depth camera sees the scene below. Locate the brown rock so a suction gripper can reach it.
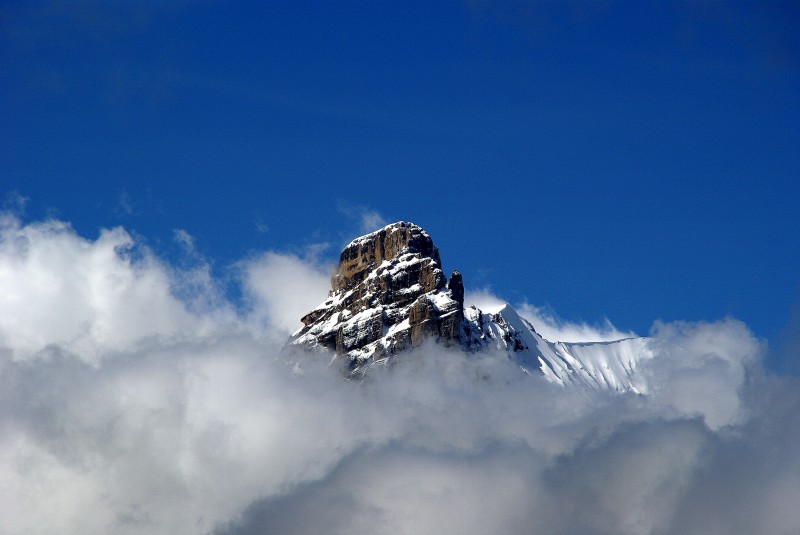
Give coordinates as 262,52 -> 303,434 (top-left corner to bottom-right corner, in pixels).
289,221 -> 465,371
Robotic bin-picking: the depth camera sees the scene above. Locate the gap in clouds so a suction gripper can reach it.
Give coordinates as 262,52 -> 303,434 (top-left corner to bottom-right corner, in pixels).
0,211 -> 798,535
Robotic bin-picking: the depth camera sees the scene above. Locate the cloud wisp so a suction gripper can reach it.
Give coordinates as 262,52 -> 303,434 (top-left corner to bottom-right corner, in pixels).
0,213 -> 797,535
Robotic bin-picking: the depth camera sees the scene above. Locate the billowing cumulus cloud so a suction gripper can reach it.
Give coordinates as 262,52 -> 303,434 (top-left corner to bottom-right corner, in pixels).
238,250 -> 333,338
0,215 -> 221,363
1,213 -> 798,535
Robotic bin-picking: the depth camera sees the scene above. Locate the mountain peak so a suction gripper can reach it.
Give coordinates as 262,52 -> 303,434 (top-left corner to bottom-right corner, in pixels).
331,221 -> 443,294
291,222 -> 463,369
288,222 -> 651,392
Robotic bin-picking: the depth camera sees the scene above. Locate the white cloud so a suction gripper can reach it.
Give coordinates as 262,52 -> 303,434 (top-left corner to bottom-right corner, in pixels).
516,302 -> 635,342
117,190 -> 134,216
253,216 -> 269,234
336,203 -> 388,234
641,318 -> 762,429
0,212 -> 797,535
466,289 -> 634,342
358,210 -> 387,234
173,228 -> 196,254
3,190 -> 29,214
238,250 -> 333,338
464,287 -> 508,312
0,215 -> 218,364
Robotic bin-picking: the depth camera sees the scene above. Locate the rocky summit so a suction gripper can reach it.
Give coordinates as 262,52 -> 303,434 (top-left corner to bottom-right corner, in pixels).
289,222 -> 464,367
288,221 -> 652,392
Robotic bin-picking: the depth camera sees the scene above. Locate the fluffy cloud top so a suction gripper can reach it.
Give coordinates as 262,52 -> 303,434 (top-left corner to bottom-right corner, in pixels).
238,250 -> 332,338
0,214 -> 797,535
0,215 -> 220,363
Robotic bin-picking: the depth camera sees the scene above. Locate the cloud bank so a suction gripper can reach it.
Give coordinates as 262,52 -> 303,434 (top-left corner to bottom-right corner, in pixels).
1,213 -> 798,535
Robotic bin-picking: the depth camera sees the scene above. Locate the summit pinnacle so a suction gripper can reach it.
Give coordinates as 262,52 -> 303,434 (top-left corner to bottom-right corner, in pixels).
289,222 -> 464,370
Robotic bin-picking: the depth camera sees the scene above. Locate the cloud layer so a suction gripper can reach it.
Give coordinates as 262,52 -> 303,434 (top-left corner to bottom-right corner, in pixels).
1,214 -> 797,535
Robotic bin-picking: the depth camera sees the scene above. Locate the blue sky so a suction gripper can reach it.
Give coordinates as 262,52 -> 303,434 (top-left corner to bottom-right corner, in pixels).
3,4 -> 800,533
2,1 -> 798,367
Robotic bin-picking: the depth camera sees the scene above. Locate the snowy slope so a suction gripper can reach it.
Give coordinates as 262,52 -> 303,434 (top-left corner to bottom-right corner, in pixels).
461,303 -> 652,392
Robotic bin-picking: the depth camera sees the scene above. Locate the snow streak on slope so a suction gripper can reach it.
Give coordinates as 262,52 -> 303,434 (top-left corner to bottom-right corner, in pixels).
462,303 -> 651,393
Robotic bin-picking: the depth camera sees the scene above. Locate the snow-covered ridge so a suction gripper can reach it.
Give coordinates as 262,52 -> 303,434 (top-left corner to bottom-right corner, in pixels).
460,304 -> 652,392
288,221 -> 651,392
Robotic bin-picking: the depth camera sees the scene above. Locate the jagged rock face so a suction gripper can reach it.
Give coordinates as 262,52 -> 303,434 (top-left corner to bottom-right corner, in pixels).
330,223 -> 443,295
447,269 -> 464,309
290,222 -> 463,369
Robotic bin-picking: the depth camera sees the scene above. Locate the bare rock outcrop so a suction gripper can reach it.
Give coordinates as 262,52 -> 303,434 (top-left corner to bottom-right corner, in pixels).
289,221 -> 463,370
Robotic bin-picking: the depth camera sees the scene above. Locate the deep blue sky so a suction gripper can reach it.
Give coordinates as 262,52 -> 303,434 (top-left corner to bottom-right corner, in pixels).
2,1 -> 798,365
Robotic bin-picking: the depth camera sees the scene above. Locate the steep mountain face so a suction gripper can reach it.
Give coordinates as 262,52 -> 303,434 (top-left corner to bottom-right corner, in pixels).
290,222 -> 463,363
288,221 -> 651,392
